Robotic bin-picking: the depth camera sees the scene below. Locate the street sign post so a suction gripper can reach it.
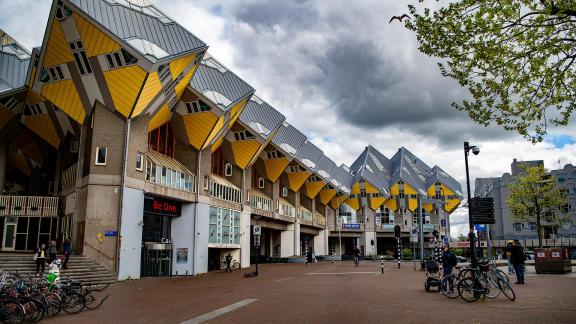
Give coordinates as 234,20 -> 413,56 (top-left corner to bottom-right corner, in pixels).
253,225 -> 262,276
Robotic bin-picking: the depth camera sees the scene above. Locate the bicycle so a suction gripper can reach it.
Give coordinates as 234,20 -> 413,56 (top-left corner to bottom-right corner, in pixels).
456,266 -> 515,302
220,259 -> 240,271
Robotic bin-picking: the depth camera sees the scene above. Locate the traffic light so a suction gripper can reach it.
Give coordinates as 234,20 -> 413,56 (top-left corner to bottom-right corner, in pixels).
394,225 -> 401,238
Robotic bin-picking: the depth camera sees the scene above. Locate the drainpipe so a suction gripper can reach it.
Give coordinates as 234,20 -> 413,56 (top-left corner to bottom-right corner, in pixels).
116,119 -> 131,276
241,168 -> 246,266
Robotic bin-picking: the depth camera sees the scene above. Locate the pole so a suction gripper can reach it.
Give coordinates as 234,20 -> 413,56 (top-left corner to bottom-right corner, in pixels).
381,256 -> 384,274
464,142 -> 478,268
487,224 -> 492,259
418,196 -> 424,270
339,226 -> 342,262
397,237 -> 401,268
413,239 -> 416,271
255,245 -> 259,276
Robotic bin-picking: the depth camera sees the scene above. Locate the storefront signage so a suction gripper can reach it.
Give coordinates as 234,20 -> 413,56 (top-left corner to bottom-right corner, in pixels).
537,252 -> 546,258
177,248 -> 188,263
105,231 -> 117,237
144,195 -> 181,217
161,238 -> 173,244
342,223 -> 360,230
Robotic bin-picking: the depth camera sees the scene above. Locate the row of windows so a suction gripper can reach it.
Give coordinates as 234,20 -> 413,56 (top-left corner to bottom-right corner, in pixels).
105,49 -> 137,70
39,66 -> 65,83
185,100 -> 211,113
23,103 -> 44,117
233,130 -> 255,141
0,97 -> 19,111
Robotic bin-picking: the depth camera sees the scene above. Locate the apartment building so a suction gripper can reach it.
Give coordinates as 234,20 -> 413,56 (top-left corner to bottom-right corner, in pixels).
0,0 -> 462,280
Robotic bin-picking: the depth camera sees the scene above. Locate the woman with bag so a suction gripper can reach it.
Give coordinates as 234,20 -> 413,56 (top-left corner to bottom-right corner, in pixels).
33,243 -> 47,275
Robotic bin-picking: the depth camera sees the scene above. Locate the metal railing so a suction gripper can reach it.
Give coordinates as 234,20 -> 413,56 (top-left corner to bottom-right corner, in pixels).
250,193 -> 273,212
210,179 -> 242,204
298,208 -> 313,221
279,201 -> 295,217
0,196 -> 59,217
146,159 -> 196,193
60,164 -> 77,190
314,212 -> 326,226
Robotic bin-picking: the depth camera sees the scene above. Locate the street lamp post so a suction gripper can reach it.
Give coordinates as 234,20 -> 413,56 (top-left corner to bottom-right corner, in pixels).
464,142 -> 480,268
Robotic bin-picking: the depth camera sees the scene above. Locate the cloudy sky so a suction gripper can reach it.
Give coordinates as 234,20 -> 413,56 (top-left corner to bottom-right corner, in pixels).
2,0 -> 575,238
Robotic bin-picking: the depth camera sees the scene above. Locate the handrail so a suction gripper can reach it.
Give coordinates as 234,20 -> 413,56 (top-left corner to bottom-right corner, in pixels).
250,193 -> 273,212
0,196 -> 59,217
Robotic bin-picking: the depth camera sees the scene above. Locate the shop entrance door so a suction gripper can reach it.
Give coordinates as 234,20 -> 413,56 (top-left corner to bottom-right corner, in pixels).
2,217 -> 17,251
141,243 -> 173,277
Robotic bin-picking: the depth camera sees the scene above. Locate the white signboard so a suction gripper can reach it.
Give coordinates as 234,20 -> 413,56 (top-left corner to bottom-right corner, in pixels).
253,225 -> 262,236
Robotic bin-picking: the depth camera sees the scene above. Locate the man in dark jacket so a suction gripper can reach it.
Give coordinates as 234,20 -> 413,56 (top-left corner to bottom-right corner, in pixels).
62,238 -> 72,269
510,239 -> 526,284
441,246 -> 458,277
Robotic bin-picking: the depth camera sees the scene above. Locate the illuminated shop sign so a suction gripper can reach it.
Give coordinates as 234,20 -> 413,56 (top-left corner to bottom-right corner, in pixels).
144,195 -> 181,217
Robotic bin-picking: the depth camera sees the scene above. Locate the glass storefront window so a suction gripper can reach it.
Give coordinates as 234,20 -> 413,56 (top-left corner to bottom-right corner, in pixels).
208,207 -> 240,245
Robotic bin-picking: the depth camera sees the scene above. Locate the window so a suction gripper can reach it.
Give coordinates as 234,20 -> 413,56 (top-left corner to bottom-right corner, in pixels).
95,146 -> 107,165
23,103 -> 44,117
529,222 -> 537,231
267,151 -> 278,160
136,152 -> 143,171
158,64 -> 171,82
0,97 -> 19,111
233,132 -> 245,141
282,187 -> 288,197
40,66 -> 65,83
258,177 -> 265,189
513,223 -> 522,232
224,163 -> 233,177
69,138 -> 79,153
69,41 -> 92,75
104,50 -> 137,70
185,100 -> 211,113
399,189 -> 405,199
55,3 -> 73,20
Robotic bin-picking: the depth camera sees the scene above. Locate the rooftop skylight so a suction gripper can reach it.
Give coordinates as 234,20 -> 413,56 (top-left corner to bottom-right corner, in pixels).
202,90 -> 232,108
279,143 -> 296,155
126,38 -> 169,60
302,159 -> 316,169
248,121 -> 270,136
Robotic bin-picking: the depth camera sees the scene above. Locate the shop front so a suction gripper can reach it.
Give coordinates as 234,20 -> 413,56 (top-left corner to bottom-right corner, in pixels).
141,195 -> 181,277
207,206 -> 241,271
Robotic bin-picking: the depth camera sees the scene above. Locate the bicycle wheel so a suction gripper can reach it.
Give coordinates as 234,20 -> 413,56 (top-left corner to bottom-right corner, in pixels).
498,278 -> 516,301
457,278 -> 480,302
44,292 -> 62,316
0,300 -> 25,324
62,292 -> 86,314
440,275 -> 459,298
480,273 -> 501,299
495,269 -> 509,283
232,262 -> 240,270
20,298 -> 45,323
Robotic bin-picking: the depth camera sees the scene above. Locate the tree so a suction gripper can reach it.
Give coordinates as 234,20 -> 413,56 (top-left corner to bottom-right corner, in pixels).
405,0 -> 576,142
507,164 -> 568,247
456,233 -> 469,242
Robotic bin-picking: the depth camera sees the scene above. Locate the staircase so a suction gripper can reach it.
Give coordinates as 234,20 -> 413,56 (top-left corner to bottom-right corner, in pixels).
0,254 -> 116,286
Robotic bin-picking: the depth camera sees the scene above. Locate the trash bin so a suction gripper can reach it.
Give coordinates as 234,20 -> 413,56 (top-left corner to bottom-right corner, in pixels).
534,248 -> 572,274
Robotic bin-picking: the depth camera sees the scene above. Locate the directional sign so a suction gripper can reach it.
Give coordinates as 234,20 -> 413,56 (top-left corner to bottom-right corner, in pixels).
253,225 -> 262,235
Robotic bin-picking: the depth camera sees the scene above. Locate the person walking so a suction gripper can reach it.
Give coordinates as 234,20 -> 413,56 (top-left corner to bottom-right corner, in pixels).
225,253 -> 233,272
62,238 -> 72,270
48,240 -> 57,263
441,245 -> 458,292
506,241 -> 515,275
510,239 -> 526,284
34,243 -> 47,275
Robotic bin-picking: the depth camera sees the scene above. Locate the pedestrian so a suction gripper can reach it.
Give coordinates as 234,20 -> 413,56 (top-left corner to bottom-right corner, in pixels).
62,238 -> 72,269
441,245 -> 458,292
311,250 -> 317,263
48,240 -> 57,263
225,253 -> 233,272
510,239 -> 526,284
506,241 -> 515,274
33,243 -> 47,275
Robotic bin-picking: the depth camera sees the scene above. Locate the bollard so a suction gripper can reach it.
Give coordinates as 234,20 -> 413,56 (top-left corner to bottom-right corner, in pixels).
381,257 -> 384,274
397,238 -> 401,269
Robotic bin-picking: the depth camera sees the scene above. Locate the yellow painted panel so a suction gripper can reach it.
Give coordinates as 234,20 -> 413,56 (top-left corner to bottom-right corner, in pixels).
427,185 -> 436,197
28,66 -> 37,88
74,14 -> 120,57
43,20 -> 73,67
230,97 -> 250,125
423,203 -> 434,213
175,65 -> 197,99
148,104 -> 171,131
407,198 -> 418,212
263,158 -> 290,182
203,115 -> 224,149
181,111 -> 218,150
365,182 -> 379,194
41,79 -> 85,124
330,195 -> 347,209
305,180 -> 325,199
390,183 -> 399,195
351,182 -> 360,195
446,199 -> 461,213
23,114 -> 60,148
132,72 -> 162,117
9,152 -> 31,177
287,171 -> 309,192
169,53 -> 196,80
104,65 -> 147,117
319,189 -> 337,205
211,137 -> 224,153
0,107 -> 14,130
383,198 -> 397,212
230,139 -> 261,170
369,197 -> 385,210
344,198 -> 360,211
404,184 -> 417,195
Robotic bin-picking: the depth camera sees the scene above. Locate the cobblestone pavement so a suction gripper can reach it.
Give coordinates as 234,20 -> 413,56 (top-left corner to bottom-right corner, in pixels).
46,261 -> 576,324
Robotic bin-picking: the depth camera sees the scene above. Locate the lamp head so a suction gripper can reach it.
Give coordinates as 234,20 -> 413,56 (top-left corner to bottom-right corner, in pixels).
472,146 -> 480,155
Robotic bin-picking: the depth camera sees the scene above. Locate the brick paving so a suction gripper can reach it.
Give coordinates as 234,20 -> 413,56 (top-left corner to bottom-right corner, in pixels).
46,261 -> 576,324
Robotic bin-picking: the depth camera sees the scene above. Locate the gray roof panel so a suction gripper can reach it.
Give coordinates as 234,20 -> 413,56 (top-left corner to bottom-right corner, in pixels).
294,141 -> 324,172
239,95 -> 285,139
271,122 -> 307,157
350,146 -> 391,195
69,0 -> 207,62
190,56 -> 254,111
0,32 -> 31,95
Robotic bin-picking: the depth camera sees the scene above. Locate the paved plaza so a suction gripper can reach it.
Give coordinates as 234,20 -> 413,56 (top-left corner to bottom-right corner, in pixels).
47,261 -> 576,324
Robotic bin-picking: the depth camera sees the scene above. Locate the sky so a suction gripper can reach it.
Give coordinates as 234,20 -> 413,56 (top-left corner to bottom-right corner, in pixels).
2,0 -> 575,238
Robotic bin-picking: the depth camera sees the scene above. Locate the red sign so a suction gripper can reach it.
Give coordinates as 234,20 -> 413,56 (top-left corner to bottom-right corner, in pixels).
145,195 -> 181,217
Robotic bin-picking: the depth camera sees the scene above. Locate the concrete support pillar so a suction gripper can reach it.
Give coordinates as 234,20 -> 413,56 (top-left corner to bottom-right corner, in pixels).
294,222 -> 301,256
280,223 -> 295,257
314,229 -> 327,255
364,231 -> 376,256
240,209 -> 251,268
0,140 -> 7,193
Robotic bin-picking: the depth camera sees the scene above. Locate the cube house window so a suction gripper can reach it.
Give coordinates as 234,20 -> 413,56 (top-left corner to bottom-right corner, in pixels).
136,152 -> 143,171
95,146 -> 107,165
225,163 -> 233,176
